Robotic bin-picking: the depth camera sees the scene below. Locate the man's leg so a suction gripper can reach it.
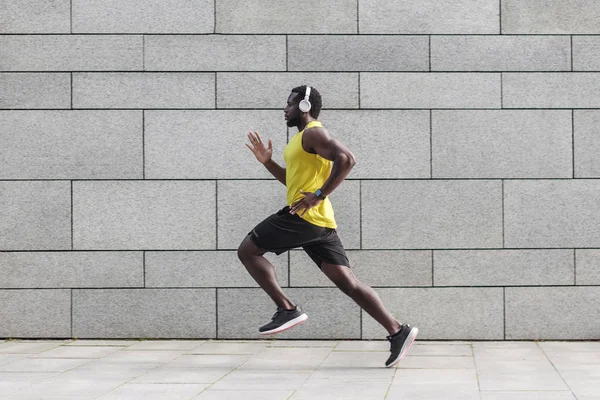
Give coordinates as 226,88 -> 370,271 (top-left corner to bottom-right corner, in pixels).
321,261 -> 402,336
237,234 -> 295,310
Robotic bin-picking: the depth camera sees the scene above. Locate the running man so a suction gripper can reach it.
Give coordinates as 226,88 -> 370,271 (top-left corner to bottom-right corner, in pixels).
238,85 -> 418,367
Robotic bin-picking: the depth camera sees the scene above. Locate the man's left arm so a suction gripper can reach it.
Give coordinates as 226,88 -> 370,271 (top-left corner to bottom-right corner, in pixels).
289,127 -> 356,215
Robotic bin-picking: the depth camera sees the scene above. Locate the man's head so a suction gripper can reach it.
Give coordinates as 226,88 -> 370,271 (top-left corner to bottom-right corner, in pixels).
284,85 -> 322,127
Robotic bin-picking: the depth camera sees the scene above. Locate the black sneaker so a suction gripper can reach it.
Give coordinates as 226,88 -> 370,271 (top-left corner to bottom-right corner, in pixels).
259,305 -> 308,336
385,324 -> 419,368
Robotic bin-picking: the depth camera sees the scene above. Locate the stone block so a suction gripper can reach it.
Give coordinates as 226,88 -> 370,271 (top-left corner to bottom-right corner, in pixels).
73,181 -> 216,250
0,252 -> 143,288
432,110 -> 572,178
431,36 -> 570,71
504,73 -> 600,108
574,110 -> 600,178
362,180 -> 503,249
504,180 -> 600,248
144,110 -> 285,179
0,35 -> 143,71
321,110 -> 430,178
359,0 -> 499,34
72,0 -> 213,33
0,181 -> 71,250
573,36 -> 600,71
73,289 -> 216,338
145,35 -> 285,71
506,287 -> 600,339
0,110 -> 142,179
0,290 -> 71,338
73,73 -> 215,109
502,0 -> 600,34
0,73 -> 70,108
434,250 -> 574,286
288,36 -> 428,71
576,249 -> 600,285
361,73 -> 501,108
215,0 -> 356,33
0,0 -> 70,33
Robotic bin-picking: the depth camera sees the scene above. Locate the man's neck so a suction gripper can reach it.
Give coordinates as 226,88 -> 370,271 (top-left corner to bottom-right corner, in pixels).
297,117 -> 315,132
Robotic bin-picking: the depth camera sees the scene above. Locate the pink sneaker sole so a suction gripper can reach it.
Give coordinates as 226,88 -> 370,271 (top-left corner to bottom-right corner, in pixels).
259,314 -> 308,336
386,327 -> 419,368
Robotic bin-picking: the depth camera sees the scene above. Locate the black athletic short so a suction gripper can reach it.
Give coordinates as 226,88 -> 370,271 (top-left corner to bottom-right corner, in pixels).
248,206 -> 350,269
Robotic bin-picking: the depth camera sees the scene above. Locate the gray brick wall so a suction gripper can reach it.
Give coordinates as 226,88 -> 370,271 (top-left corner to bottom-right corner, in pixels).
1,1 -> 599,340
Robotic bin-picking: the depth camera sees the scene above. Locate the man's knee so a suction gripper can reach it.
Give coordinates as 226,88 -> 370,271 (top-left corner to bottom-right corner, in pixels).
322,263 -> 359,295
237,235 -> 262,262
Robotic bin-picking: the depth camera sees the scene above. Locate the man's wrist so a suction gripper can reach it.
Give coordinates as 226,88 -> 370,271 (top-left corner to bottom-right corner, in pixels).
315,188 -> 327,200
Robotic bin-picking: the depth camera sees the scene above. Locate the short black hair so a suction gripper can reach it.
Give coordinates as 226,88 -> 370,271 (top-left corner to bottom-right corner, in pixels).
291,85 -> 322,119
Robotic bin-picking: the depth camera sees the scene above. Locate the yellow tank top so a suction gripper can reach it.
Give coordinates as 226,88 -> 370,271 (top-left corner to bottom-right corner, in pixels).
283,120 -> 337,229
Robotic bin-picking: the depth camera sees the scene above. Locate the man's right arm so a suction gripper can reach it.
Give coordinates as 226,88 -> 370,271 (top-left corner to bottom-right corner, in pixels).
263,159 -> 286,186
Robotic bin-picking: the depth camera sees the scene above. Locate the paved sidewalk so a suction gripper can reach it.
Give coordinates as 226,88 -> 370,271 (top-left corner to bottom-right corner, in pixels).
0,339 -> 598,399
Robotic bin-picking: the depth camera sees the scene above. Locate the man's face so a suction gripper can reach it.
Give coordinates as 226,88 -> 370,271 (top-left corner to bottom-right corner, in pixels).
284,92 -> 302,127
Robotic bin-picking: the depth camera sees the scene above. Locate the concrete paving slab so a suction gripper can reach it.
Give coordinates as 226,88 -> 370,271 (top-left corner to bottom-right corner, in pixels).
0,340 -> 592,399
129,366 -> 234,384
164,354 -> 251,369
191,390 -> 292,400
481,392 -> 577,400
28,345 -> 123,359
397,355 -> 476,369
94,383 -> 210,399
126,340 -> 206,351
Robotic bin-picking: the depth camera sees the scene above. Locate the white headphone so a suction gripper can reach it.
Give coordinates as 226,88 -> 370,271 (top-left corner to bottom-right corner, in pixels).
298,86 -> 312,113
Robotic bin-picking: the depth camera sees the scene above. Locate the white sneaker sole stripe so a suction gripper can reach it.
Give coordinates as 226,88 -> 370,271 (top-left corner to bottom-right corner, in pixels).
259,313 -> 308,335
386,327 -> 419,368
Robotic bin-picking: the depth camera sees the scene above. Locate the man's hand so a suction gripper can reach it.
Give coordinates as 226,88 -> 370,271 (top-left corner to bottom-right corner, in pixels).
289,190 -> 322,216
246,131 -> 272,165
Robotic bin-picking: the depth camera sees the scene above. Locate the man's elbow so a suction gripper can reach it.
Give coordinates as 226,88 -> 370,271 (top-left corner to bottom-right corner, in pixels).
341,152 -> 356,169
347,152 -> 356,167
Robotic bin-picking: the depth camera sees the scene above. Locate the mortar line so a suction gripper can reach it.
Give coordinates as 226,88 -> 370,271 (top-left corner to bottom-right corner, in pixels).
429,110 -> 433,178
574,249 -> 577,285
359,180 -> 363,249
285,35 -> 289,71
71,289 -> 73,336
70,0 -> 73,33
431,250 -> 434,286
570,35 -> 574,71
572,109 -> 575,178
428,35 -> 432,71
356,0 -> 360,34
500,73 -> 504,109
503,287 -> 506,340
214,72 -> 218,108
213,0 -> 216,33
142,35 -> 145,71
502,179 -> 505,248
142,110 -> 145,179
70,73 -> 73,109
215,181 -> 219,249
215,288 -> 218,339
357,73 -> 361,109
499,0 -> 502,34
71,180 -> 74,250
143,251 -> 146,287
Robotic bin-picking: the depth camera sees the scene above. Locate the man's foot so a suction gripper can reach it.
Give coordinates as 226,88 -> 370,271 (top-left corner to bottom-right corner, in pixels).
259,305 -> 308,335
385,324 -> 419,368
